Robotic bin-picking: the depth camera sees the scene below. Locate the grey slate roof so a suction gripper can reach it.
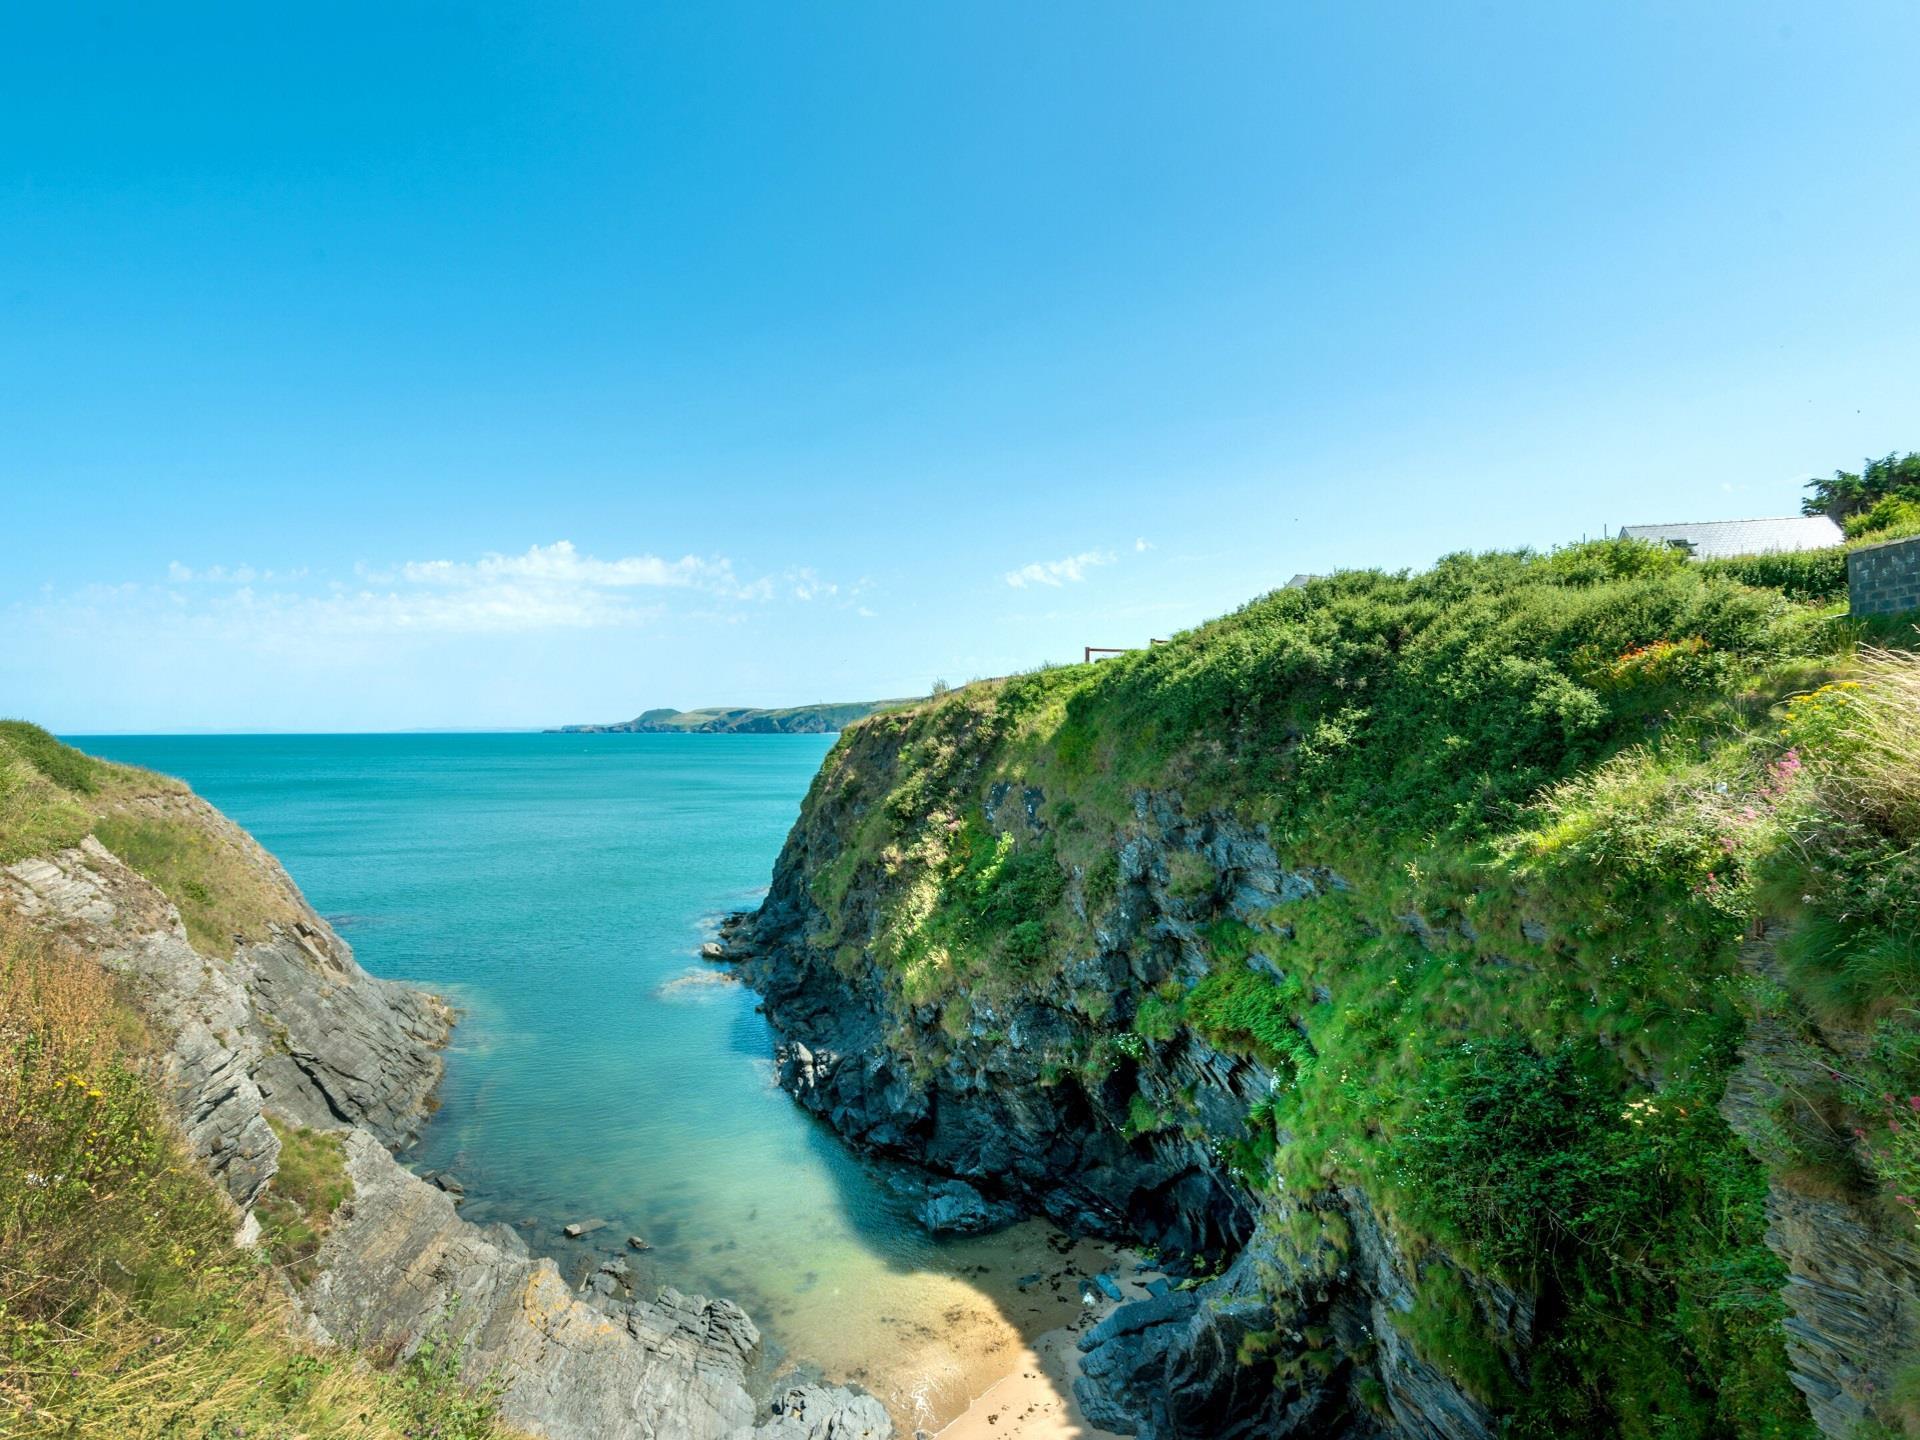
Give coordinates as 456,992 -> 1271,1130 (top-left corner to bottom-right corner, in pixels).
1618,515 -> 1843,560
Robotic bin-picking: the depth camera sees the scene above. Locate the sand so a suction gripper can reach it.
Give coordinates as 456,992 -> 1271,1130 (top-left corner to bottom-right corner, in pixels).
930,1262 -> 1159,1440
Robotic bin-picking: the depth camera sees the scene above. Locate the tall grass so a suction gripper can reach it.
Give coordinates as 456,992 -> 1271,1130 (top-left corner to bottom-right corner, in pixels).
0,916 -> 516,1439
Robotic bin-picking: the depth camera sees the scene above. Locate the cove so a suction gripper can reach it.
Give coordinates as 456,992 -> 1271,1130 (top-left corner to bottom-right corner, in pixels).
71,731 -> 1106,1434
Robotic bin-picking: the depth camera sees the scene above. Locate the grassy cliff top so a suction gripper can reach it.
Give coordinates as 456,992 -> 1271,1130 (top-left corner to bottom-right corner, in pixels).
0,721 -> 310,956
788,537 -> 1920,1437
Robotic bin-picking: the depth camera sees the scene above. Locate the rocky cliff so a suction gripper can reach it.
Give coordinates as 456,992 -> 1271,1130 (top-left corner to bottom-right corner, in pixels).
738,546 -> 1920,1440
0,762 -> 888,1440
746,774 -> 1503,1440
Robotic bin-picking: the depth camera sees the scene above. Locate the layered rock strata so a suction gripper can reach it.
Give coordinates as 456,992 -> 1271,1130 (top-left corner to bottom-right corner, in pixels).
2,794 -> 888,1440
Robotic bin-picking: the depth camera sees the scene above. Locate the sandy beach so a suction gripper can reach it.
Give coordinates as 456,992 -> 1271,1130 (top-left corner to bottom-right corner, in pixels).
931,1259 -> 1159,1440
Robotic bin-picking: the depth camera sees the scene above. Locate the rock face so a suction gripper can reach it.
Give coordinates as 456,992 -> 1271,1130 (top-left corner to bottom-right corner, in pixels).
0,820 -> 442,1206
743,724 -> 1506,1440
1,789 -> 890,1440
1721,938 -> 1920,1438
914,1178 -> 1021,1236
306,1132 -> 775,1440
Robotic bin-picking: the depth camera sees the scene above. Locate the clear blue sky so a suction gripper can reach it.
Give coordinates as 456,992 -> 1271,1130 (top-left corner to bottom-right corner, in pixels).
5,2 -> 1917,731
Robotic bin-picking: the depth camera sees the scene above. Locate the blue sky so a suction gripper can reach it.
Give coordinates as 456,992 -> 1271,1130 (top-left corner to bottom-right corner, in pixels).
4,2 -> 1918,731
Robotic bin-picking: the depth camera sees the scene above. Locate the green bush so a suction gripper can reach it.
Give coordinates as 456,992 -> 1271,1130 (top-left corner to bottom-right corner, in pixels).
1184,965 -> 1311,1073
1391,1039 -> 1633,1275
1846,494 -> 1920,540
0,719 -> 105,793
1699,546 -> 1849,603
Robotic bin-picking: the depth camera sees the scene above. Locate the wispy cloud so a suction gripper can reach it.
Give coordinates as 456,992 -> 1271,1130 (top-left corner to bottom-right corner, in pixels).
1004,549 -> 1116,589
29,541 -> 830,643
387,540 -> 737,593
786,567 -> 838,602
167,561 -> 309,583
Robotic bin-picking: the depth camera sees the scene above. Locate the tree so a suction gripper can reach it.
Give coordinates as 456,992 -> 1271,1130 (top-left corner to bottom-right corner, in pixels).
1802,451 -> 1920,521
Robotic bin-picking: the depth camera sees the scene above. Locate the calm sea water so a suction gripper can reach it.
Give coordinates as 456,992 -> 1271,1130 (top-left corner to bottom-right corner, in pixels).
68,732 -> 1092,1429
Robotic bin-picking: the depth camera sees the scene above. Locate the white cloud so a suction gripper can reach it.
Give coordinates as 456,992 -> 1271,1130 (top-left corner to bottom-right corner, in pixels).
1134,537 -> 1153,552
1004,549 -> 1116,589
167,561 -> 309,584
38,541 -> 832,643
787,567 -> 838,602
392,540 -> 730,592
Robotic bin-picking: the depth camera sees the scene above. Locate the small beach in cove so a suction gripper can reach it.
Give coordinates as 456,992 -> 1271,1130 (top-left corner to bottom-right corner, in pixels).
75,731 -> 1129,1435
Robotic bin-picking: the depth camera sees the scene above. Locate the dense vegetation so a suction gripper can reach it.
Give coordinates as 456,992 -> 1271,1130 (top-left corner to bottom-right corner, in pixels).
0,725 -> 515,1437
798,524 -> 1920,1438
1801,450 -> 1920,525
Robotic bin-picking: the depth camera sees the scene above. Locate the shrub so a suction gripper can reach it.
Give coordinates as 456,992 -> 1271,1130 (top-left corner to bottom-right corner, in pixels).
1184,965 -> 1311,1073
0,719 -> 104,794
1847,494 -> 1920,541
1391,1039 -> 1631,1276
1700,547 -> 1849,604
1165,851 -> 1217,902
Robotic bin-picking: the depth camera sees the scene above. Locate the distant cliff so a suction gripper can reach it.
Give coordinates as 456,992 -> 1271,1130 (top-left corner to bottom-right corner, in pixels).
552,698 -> 914,735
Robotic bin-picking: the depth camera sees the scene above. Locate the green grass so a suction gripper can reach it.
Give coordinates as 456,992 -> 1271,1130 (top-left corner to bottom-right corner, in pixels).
785,537 -> 1901,1437
256,1119 -> 353,1284
0,918 -> 518,1439
92,808 -> 295,957
0,721 -> 105,864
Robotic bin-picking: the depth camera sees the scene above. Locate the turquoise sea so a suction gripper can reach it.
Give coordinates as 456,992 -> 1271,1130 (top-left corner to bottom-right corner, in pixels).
70,732 -> 1100,1431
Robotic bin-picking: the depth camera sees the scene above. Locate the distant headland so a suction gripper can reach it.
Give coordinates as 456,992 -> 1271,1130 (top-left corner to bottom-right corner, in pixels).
548,698 -> 916,735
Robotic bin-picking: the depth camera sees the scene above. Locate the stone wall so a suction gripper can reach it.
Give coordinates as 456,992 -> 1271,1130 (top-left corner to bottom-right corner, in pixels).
1848,534 -> 1920,618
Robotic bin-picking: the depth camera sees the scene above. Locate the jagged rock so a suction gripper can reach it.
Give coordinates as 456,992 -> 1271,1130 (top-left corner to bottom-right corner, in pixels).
745,752 -> 1504,1439
1721,940 -> 1920,1437
702,941 -> 728,960
305,1134 -> 785,1440
1,825 -> 446,1203
913,1179 -> 1021,1236
2,795 -> 895,1440
743,1384 -> 891,1440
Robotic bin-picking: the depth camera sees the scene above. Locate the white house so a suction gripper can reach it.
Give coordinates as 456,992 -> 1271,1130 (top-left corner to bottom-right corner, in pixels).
1618,515 -> 1843,560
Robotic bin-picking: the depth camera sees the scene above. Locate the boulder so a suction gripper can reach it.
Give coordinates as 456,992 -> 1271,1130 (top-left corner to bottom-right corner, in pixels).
745,1384 -> 891,1440
913,1179 -> 1021,1237
564,1218 -> 608,1238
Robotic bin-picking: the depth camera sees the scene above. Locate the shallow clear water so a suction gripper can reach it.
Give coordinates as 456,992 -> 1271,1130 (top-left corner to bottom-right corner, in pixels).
70,732 -> 1098,1431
